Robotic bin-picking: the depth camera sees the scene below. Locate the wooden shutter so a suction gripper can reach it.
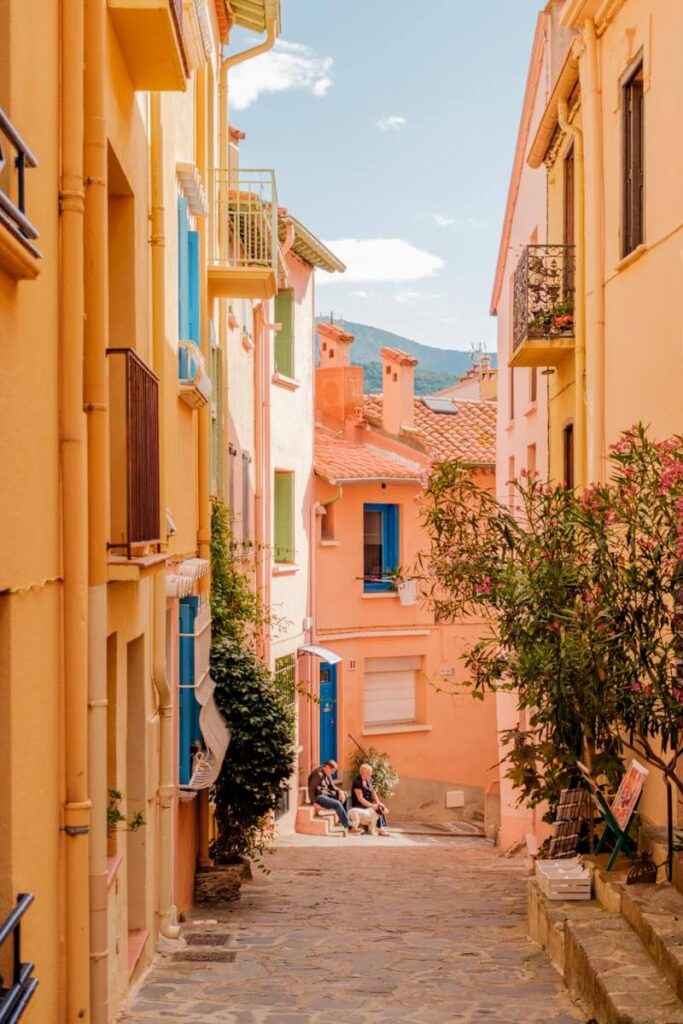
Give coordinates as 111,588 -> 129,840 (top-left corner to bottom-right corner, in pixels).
274,291 -> 294,378
274,471 -> 294,563
623,65 -> 644,256
364,656 -> 420,725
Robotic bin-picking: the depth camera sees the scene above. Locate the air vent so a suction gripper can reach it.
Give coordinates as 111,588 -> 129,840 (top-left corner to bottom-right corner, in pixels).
421,397 -> 457,415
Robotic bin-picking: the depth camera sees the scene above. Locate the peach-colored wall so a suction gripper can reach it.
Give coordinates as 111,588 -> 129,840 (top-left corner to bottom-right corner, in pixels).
314,476 -> 499,822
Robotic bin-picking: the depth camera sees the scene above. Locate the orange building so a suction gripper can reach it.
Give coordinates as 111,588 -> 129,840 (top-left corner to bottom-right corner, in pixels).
300,323 -> 500,830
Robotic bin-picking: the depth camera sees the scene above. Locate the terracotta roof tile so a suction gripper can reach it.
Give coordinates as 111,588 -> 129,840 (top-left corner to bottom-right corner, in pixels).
363,396 -> 496,466
315,428 -> 425,484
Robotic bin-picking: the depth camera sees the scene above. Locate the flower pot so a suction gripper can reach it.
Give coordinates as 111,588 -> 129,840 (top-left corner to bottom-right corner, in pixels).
397,579 -> 418,606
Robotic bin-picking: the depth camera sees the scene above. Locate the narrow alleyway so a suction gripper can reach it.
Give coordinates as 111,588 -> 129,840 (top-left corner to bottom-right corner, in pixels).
120,835 -> 585,1024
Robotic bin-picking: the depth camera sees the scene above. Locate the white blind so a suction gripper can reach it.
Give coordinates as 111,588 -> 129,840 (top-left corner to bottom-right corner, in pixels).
364,656 -> 420,725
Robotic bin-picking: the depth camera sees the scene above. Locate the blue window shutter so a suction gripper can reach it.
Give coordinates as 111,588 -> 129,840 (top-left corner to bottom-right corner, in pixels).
178,596 -> 202,785
178,197 -> 190,340
188,230 -> 200,346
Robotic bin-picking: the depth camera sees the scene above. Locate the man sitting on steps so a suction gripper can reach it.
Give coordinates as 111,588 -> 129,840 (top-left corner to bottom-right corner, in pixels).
307,759 -> 361,834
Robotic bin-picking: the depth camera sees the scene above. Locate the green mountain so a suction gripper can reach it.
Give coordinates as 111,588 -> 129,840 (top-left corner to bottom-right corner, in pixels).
316,318 -> 496,394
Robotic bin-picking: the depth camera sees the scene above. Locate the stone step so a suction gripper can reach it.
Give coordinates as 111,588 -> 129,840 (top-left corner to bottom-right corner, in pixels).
565,912 -> 683,1024
295,807 -> 330,836
619,881 -> 683,1002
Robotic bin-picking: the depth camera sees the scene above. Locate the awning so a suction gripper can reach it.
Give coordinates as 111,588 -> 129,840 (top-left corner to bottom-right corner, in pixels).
298,644 -> 342,665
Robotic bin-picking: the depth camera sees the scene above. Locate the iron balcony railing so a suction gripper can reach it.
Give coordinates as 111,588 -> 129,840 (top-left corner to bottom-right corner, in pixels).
107,348 -> 161,558
209,168 -> 278,277
513,244 -> 575,351
0,108 -> 41,259
0,894 -> 38,1023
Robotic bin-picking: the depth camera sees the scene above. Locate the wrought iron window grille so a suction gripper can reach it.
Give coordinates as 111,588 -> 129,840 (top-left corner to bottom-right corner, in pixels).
513,244 -> 575,352
0,109 -> 41,259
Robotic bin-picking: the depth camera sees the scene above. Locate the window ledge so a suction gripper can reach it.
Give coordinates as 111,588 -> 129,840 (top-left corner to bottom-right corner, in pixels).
523,401 -> 538,417
178,787 -> 198,803
273,563 -> 300,576
106,855 -> 122,889
272,372 -> 300,391
362,591 -> 398,600
504,419 -> 515,432
319,539 -> 340,547
0,222 -> 42,280
362,723 -> 433,737
616,242 -> 647,273
242,334 -> 254,353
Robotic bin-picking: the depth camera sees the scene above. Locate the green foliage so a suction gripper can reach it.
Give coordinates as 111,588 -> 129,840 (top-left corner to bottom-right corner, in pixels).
107,789 -> 145,837
420,425 -> 683,812
349,745 -> 399,800
210,638 -> 295,865
211,499 -> 270,646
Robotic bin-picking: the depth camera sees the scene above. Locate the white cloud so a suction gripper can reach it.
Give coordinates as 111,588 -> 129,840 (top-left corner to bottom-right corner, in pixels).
351,289 -> 371,299
317,239 -> 444,284
376,115 -> 407,131
229,40 -> 334,111
433,213 -> 456,228
395,290 -> 440,305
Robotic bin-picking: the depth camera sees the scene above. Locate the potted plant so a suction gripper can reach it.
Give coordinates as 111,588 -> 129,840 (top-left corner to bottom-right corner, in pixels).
386,566 -> 419,606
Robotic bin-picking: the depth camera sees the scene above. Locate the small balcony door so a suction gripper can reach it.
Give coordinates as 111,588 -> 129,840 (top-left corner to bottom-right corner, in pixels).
319,663 -> 338,768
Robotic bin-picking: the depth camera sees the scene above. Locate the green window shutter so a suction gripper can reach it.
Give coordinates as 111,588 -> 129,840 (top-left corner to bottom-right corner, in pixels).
274,471 -> 294,563
274,291 -> 294,378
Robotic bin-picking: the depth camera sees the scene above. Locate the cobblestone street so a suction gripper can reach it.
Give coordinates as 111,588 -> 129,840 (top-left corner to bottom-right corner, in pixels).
120,835 -> 585,1024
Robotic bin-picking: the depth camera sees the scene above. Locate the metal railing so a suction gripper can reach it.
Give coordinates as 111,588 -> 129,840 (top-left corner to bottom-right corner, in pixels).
209,168 -> 278,277
0,894 -> 38,1023
107,349 -> 161,558
0,109 -> 41,259
513,244 -> 575,351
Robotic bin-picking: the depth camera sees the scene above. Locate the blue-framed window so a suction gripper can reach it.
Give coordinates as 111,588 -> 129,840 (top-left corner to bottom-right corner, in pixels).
363,503 -> 399,592
178,596 -> 203,785
178,196 -> 200,378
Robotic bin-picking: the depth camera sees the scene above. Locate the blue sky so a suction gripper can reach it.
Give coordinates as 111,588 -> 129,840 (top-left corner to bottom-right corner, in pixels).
228,0 -> 542,351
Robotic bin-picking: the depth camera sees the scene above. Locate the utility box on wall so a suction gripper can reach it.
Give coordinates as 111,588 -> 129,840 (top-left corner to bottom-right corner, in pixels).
446,790 -> 465,809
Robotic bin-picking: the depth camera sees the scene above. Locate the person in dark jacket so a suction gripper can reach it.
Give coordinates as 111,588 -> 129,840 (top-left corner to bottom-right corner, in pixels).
307,760 -> 361,834
351,763 -> 389,836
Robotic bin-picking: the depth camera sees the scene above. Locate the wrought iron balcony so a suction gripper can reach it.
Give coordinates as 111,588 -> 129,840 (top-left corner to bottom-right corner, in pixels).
107,349 -> 161,559
0,893 -> 38,1023
208,169 -> 279,300
108,0 -> 189,91
511,244 -> 575,368
0,108 -> 41,278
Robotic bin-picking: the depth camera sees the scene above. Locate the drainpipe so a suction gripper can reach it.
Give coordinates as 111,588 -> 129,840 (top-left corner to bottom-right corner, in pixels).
582,18 -> 606,483
60,0 -> 91,1020
558,99 -> 587,490
219,20 -> 278,174
150,94 -> 181,940
84,0 -> 109,1018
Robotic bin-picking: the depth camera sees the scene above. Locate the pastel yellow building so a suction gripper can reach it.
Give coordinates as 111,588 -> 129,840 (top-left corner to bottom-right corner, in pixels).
510,0 -> 683,828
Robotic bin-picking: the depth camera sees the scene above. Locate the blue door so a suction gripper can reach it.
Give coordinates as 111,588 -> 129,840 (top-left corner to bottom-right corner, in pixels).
319,663 -> 338,767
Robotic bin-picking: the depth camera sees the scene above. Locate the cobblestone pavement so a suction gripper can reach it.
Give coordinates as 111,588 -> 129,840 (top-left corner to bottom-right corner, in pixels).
120,834 -> 586,1024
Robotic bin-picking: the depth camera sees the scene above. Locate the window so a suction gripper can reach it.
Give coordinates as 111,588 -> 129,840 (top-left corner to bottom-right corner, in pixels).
178,597 -> 208,785
274,290 -> 294,379
363,504 -> 399,592
321,500 -> 336,542
527,444 -> 537,477
274,471 -> 295,563
508,456 -> 515,509
530,367 -> 537,404
509,367 -> 515,420
275,654 -> 296,704
364,656 -> 420,725
563,422 -> 574,490
623,60 -> 644,257
242,451 -> 252,544
178,196 -> 200,344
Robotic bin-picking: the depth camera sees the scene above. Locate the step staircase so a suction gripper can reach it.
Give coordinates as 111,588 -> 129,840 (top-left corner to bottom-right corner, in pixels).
295,786 -> 346,836
528,855 -> 683,1024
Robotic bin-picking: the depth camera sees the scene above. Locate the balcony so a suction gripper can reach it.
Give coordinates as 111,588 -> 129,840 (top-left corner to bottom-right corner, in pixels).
510,245 -> 575,368
108,0 -> 189,91
107,349 -> 161,561
178,340 -> 212,409
0,108 -> 41,279
0,893 -> 38,1022
207,169 -> 278,301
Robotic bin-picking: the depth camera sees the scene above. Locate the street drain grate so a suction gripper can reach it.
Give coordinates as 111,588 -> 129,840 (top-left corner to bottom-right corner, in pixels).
184,932 -> 231,946
174,949 -> 236,963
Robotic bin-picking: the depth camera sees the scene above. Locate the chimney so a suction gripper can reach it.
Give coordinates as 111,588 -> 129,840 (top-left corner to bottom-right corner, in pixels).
318,321 -> 354,368
315,322 -> 364,425
380,347 -> 418,435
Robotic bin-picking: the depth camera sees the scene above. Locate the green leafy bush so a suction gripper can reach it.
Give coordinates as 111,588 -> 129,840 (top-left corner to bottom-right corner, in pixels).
349,745 -> 399,800
210,637 -> 295,865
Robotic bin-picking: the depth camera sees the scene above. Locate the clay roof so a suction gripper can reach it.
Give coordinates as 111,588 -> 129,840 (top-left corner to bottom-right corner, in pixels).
363,396 -> 497,467
279,214 -> 345,274
315,428 -> 425,485
380,346 -> 418,367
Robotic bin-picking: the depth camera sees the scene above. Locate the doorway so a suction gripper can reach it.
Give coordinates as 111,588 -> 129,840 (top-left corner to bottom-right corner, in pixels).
319,663 -> 338,767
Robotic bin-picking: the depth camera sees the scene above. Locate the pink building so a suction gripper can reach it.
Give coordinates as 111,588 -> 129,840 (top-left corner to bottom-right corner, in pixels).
490,1 -> 574,848
298,323 -> 500,830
